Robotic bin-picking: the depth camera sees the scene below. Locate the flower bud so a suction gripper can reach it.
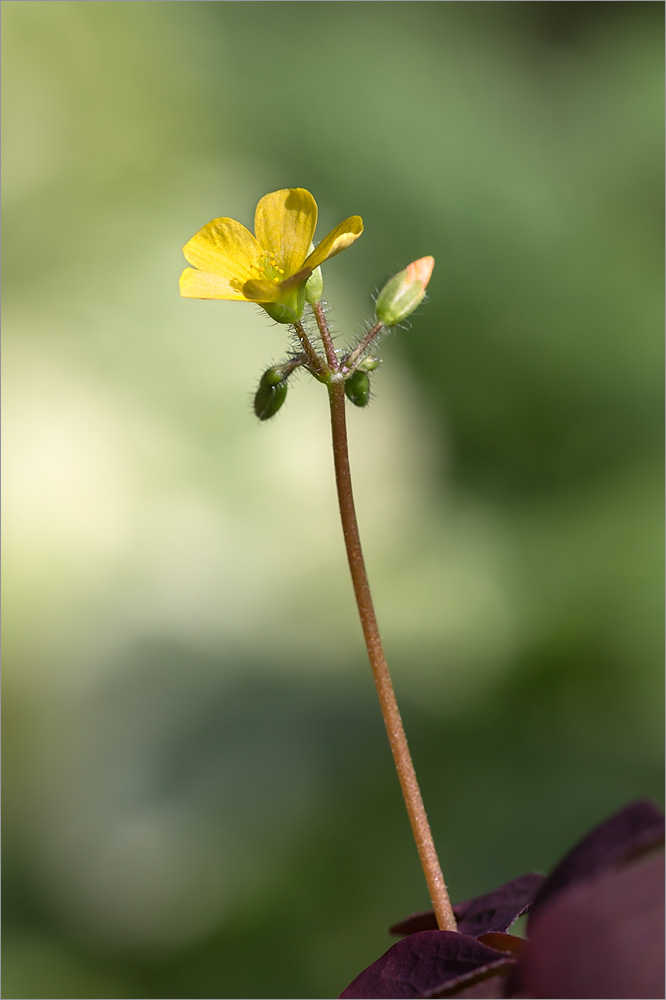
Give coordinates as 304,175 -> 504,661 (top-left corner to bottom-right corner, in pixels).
344,370 -> 371,407
254,366 -> 288,421
357,356 -> 380,372
375,256 -> 435,326
304,264 -> 324,305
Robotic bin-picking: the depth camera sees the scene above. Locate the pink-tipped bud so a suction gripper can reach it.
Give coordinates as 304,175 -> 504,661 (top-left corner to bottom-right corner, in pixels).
404,256 -> 435,289
375,257 -> 435,326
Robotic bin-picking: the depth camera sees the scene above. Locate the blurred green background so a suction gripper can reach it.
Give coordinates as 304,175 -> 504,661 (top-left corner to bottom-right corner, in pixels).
2,2 -> 663,997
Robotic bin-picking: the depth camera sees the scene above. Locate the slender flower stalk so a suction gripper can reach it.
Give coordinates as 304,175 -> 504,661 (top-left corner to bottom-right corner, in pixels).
326,372 -> 457,933
303,296 -> 456,928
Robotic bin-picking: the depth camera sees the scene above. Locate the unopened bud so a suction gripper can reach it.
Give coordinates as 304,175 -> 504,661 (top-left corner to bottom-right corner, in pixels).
357,356 -> 380,372
375,256 -> 435,326
254,366 -> 288,421
305,264 -> 324,305
344,370 -> 371,407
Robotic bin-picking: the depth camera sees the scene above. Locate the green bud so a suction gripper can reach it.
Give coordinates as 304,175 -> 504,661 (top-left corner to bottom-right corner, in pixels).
304,265 -> 324,305
357,356 -> 380,372
344,370 -> 371,407
375,274 -> 424,326
375,256 -> 435,326
254,367 -> 288,421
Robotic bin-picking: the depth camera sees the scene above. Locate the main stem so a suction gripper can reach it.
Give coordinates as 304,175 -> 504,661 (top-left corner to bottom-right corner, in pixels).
327,376 -> 457,932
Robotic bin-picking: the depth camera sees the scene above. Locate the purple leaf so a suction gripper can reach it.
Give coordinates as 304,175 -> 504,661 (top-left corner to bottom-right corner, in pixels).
390,873 -> 546,939
390,910 -> 440,936
441,971 -> 511,998
339,930 -> 514,999
476,932 -> 526,957
529,799 -> 664,923
454,873 -> 546,938
514,851 -> 665,999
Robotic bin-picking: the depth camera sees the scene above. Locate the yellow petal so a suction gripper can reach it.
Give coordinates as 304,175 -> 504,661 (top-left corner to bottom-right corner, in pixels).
303,216 -> 363,271
183,218 -> 261,281
179,267 -> 248,300
242,278 -> 282,302
254,188 -> 317,277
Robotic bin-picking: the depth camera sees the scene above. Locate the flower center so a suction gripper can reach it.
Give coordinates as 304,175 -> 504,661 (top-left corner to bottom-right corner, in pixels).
252,251 -> 285,282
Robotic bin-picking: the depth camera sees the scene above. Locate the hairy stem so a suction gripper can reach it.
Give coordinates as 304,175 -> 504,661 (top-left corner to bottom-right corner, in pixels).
327,376 -> 457,932
293,320 -> 327,379
344,321 -> 384,371
312,300 -> 339,370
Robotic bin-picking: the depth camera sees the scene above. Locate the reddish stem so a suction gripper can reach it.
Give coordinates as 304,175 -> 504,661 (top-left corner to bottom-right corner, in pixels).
344,321 -> 384,371
327,376 -> 457,932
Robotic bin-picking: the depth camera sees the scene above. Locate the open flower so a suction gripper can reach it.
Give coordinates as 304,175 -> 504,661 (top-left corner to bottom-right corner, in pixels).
180,188 -> 363,324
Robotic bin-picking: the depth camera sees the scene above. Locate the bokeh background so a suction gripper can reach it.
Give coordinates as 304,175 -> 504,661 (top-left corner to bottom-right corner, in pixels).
2,2 -> 663,998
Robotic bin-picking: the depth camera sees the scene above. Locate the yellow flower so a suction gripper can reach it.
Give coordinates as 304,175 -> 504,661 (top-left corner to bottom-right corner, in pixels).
179,188 -> 363,324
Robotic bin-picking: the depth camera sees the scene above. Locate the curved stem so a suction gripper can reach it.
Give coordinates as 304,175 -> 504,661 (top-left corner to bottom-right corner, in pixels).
327,377 -> 457,932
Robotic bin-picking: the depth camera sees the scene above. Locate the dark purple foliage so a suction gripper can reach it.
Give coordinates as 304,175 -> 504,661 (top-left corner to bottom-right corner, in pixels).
528,799 -> 664,924
339,931 -> 514,999
443,972 -> 510,998
475,933 -> 525,957
515,851 -> 665,999
340,801 -> 665,999
391,873 -> 545,939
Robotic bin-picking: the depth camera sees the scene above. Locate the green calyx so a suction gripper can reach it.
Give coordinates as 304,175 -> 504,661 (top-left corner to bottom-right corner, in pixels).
261,284 -> 307,325
304,265 -> 324,305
